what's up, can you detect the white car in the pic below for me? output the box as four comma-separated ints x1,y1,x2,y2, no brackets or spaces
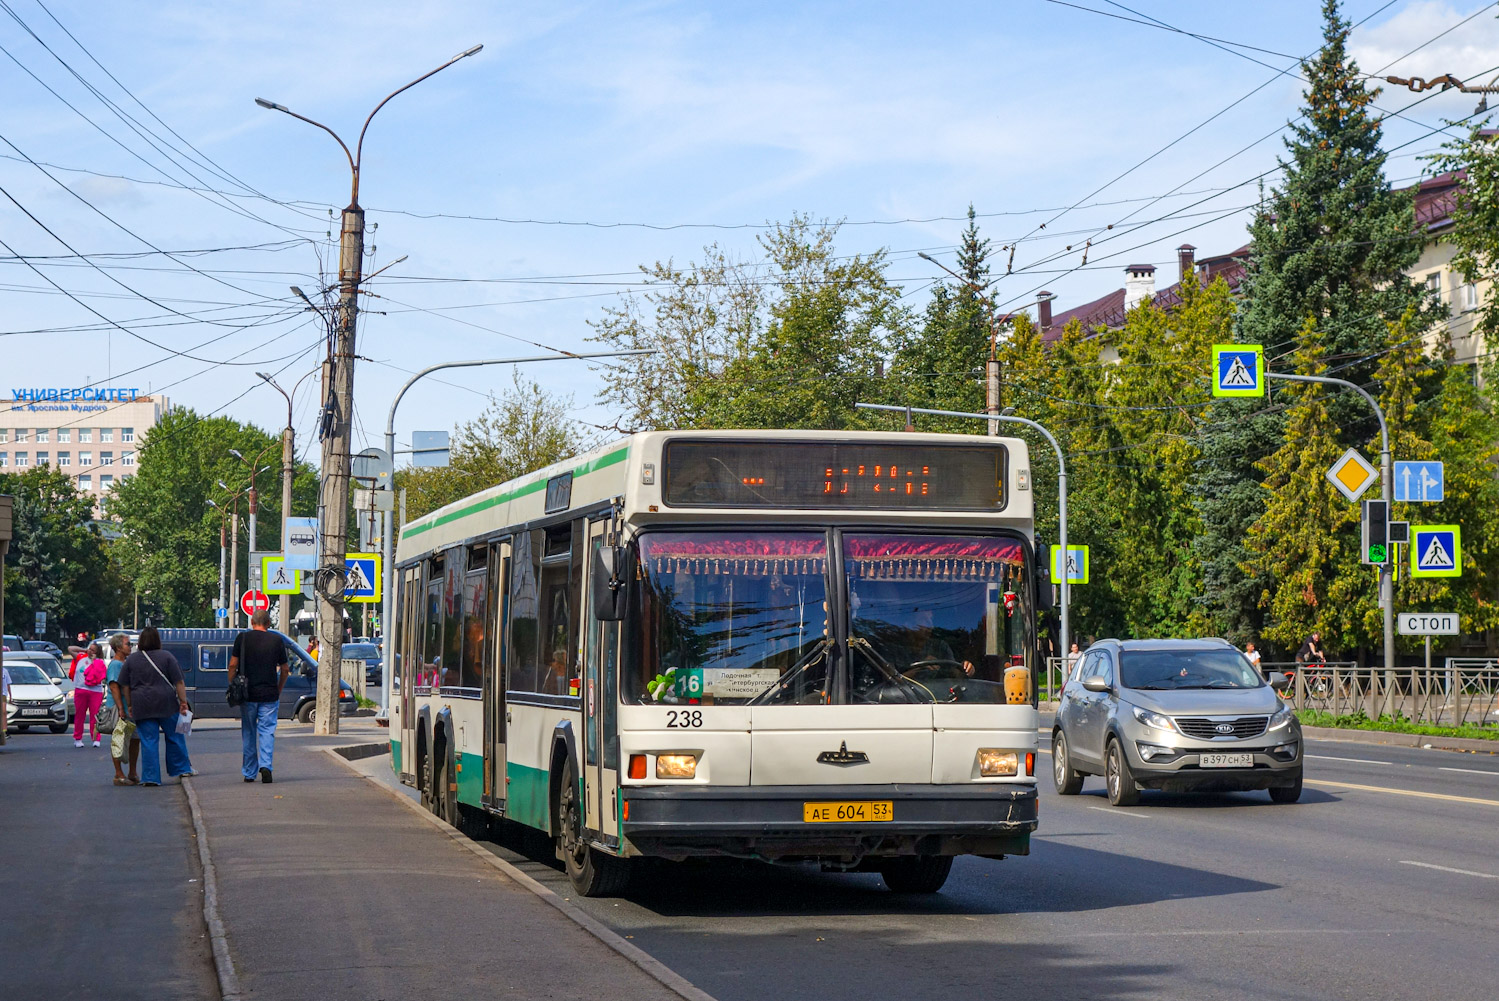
4,661,69,733
9,653,75,724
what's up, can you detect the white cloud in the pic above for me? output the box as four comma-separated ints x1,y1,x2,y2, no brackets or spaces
1353,1,1499,85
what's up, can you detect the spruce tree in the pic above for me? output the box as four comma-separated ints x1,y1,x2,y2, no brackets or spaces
1196,0,1434,647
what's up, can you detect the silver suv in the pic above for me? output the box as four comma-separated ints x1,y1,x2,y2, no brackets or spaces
1053,638,1302,806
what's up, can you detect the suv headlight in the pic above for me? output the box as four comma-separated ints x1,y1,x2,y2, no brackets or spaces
51,695,66,707
1269,704,1296,730
1131,705,1174,732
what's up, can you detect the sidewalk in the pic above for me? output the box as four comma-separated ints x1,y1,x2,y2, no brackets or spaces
0,730,218,1000
183,721,688,1000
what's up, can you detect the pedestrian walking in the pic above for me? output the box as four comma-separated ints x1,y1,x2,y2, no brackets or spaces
229,609,289,784
72,642,108,747
1065,641,1083,675
117,626,195,786
104,633,140,785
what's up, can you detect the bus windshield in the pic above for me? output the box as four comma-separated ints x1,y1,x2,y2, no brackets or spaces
627,531,830,705
846,533,1030,705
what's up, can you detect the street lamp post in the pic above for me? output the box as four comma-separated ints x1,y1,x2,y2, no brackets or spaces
856,401,1071,664
376,349,655,715
256,43,483,734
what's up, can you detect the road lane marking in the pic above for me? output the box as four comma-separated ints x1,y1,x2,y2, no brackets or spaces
1399,860,1497,879
1439,767,1499,777
1306,779,1499,808
1307,754,1390,765
1087,806,1148,819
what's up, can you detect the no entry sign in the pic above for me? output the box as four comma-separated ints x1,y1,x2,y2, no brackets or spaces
240,589,270,617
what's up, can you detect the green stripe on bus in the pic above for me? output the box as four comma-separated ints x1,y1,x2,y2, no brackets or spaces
401,445,629,541
390,737,402,775
506,761,551,832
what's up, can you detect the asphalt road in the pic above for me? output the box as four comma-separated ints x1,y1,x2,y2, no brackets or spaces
461,734,1499,1001
0,728,219,1000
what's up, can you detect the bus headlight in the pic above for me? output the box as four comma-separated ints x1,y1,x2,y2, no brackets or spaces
976,749,1019,777
655,753,698,779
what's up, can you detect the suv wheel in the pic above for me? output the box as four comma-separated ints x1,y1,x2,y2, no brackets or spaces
1105,739,1141,807
1269,767,1303,804
1052,729,1084,795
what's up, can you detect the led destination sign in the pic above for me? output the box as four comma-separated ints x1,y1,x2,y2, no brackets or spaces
663,440,1007,510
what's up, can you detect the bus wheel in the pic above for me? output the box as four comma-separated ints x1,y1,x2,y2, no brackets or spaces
557,758,631,897
434,756,455,825
879,855,953,894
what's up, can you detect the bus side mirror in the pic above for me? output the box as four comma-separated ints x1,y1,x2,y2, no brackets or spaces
1036,566,1055,611
591,545,628,622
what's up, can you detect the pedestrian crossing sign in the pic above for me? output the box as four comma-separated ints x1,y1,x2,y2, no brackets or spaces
1409,525,1461,578
1211,344,1264,397
1050,545,1090,584
345,552,381,603
261,555,299,595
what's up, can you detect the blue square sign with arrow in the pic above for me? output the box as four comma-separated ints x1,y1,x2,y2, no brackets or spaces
1393,460,1444,503
1410,525,1460,578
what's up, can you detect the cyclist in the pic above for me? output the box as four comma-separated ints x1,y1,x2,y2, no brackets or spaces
1293,631,1328,697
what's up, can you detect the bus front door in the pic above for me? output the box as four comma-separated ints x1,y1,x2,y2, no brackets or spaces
583,518,621,846
483,540,510,811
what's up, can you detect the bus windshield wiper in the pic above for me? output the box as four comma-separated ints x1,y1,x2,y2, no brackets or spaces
748,638,832,705
848,637,929,703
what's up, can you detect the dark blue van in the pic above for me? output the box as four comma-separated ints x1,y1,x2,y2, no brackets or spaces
156,629,357,723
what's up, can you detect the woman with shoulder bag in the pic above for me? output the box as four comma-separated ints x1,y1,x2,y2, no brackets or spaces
118,627,195,786
102,633,140,785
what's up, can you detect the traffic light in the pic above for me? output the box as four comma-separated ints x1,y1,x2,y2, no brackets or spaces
1361,499,1389,565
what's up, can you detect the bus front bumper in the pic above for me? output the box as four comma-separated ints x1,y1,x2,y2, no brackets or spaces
621,783,1037,861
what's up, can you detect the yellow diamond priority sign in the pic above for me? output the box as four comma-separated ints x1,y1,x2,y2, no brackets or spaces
1325,448,1378,503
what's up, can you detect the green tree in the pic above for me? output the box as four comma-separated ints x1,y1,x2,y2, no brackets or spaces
396,373,594,522
1200,0,1436,646
590,216,908,431
108,408,317,626
1,466,124,639
887,206,994,431
1246,320,1363,652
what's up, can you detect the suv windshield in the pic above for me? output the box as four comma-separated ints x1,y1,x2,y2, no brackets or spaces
845,533,1031,704
626,531,830,705
1120,648,1262,690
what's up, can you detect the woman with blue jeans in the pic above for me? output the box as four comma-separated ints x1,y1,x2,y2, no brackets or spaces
118,626,195,786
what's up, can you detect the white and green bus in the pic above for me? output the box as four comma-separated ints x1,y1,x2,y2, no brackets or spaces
391,429,1043,895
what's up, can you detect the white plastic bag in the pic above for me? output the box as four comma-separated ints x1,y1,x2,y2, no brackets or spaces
175,709,193,735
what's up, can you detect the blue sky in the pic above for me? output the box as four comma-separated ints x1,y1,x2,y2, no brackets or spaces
2,0,1495,460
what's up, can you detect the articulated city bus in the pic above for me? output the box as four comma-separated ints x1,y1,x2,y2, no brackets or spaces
390,429,1043,895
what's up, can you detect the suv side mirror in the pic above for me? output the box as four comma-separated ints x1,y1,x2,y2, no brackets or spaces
1081,675,1111,694
591,545,628,622
1268,673,1289,692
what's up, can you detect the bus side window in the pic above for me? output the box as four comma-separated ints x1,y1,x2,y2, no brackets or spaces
442,553,463,688
535,524,574,697
508,530,542,693
460,546,488,690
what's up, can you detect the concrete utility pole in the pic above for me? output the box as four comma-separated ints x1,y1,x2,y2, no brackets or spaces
256,43,483,734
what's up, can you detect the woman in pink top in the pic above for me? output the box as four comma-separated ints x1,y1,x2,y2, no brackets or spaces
73,642,108,747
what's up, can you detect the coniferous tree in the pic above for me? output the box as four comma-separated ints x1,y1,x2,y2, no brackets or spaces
1197,0,1435,646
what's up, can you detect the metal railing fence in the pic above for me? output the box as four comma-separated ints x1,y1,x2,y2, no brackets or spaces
1263,659,1499,728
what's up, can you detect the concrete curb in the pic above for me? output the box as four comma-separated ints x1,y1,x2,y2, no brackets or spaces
180,777,244,1001
1298,724,1499,754
322,745,719,1001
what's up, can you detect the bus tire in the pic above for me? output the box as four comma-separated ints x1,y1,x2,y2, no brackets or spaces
434,754,455,825
879,855,953,894
557,758,631,897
